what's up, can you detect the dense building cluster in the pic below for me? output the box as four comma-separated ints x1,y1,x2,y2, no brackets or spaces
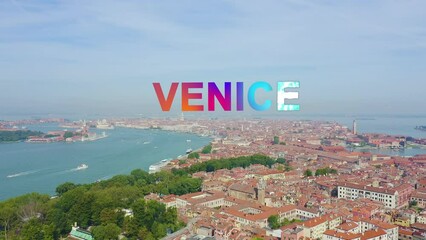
107,118,426,240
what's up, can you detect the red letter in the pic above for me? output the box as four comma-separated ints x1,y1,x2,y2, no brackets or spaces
182,82,204,111
153,82,179,111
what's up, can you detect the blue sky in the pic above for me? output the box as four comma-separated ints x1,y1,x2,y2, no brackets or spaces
0,0,425,118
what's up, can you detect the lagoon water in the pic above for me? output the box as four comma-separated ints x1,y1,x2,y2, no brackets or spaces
0,124,210,200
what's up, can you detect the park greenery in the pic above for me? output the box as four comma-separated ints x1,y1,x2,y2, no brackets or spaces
315,167,338,176
0,154,285,239
276,158,292,171
187,152,200,159
63,131,74,139
201,144,212,154
0,130,43,142
267,215,302,229
0,170,198,239
304,167,337,177
172,154,277,175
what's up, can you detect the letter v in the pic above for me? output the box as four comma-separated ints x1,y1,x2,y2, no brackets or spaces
152,82,179,111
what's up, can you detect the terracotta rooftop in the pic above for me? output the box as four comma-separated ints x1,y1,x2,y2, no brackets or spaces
323,229,361,240
336,222,359,231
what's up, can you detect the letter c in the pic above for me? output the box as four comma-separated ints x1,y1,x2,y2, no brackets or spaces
248,81,272,111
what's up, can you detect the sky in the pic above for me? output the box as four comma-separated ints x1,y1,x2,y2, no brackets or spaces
0,0,425,118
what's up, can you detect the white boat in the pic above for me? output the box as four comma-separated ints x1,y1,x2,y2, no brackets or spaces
186,148,193,154
149,159,170,173
149,165,158,172
148,163,164,173
76,164,88,170
186,139,191,142
7,173,21,178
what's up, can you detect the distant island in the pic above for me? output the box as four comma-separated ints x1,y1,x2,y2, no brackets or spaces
0,130,43,143
415,126,426,131
0,127,107,143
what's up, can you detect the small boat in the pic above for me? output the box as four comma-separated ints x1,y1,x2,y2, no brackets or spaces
186,148,193,154
186,139,191,142
7,173,20,178
76,164,88,170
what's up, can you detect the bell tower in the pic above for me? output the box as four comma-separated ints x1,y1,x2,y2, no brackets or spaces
256,178,266,205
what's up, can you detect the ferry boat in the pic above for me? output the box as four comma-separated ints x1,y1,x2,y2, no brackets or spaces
186,148,193,154
76,164,88,170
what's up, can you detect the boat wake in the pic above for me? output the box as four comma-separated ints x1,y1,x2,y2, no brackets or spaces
70,164,88,172
7,170,39,178
48,164,88,175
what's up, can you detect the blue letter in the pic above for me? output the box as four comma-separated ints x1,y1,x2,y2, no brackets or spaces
248,81,272,111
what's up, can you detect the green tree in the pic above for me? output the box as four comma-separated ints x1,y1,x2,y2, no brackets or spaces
100,208,120,226
273,136,279,144
151,222,167,239
267,215,280,229
276,158,286,164
63,131,74,139
0,202,16,240
21,219,44,240
138,227,155,240
56,182,78,196
92,223,121,240
46,207,69,235
188,152,200,159
315,167,338,176
68,193,95,228
42,223,56,240
304,169,313,177
201,144,212,154
123,217,139,237
409,200,418,207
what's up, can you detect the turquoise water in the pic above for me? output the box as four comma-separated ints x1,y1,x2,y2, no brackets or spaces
354,147,426,157
0,124,210,200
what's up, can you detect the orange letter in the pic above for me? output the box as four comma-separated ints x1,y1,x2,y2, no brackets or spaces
182,82,204,111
